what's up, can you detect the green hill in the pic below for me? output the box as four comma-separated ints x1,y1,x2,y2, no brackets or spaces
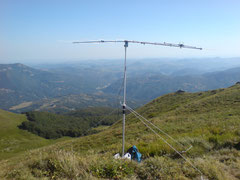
0,109,67,160
1,84,240,179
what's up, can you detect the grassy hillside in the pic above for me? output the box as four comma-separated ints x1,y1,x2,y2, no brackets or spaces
1,84,240,179
0,110,68,160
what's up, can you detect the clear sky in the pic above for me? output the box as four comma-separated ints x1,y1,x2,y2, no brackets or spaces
1,0,240,63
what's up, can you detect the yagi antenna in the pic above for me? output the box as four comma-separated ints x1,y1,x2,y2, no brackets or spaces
73,40,202,50
73,39,202,158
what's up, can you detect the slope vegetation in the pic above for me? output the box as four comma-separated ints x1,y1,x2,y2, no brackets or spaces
1,84,240,179
18,107,119,139
0,110,64,160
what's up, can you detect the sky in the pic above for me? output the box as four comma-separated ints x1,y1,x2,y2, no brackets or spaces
1,0,240,63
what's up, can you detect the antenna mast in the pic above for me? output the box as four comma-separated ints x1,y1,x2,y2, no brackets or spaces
73,39,202,157
122,41,128,156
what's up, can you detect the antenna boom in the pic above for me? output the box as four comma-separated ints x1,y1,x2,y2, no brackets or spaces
72,40,202,50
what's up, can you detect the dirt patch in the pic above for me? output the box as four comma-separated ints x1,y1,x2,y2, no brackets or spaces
9,102,32,110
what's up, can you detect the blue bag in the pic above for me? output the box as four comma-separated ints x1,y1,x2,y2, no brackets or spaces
127,145,142,162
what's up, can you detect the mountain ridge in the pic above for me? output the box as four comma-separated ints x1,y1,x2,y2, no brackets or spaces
104,66,240,101
1,61,240,113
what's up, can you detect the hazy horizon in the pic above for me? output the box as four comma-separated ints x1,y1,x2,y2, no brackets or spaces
1,56,240,65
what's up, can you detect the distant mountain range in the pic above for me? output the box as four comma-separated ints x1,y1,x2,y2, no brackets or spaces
0,63,121,110
0,63,83,109
1,58,240,112
9,92,141,114
104,67,240,101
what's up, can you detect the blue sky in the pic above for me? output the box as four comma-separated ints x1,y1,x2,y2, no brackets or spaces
1,0,240,63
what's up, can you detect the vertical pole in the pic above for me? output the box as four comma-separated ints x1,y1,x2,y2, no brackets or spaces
122,41,128,157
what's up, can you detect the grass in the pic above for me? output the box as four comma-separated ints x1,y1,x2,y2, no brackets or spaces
0,110,69,160
1,84,240,179
1,148,239,179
